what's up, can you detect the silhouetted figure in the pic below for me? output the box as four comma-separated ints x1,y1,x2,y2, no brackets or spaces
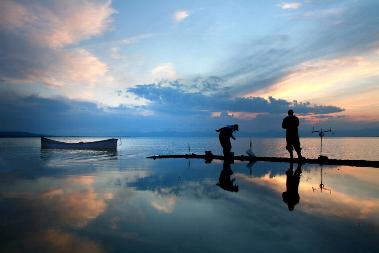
282,162,302,211
216,124,239,158
217,160,239,192
282,110,303,159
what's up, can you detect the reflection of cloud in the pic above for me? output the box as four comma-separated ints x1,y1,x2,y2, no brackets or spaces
70,175,95,186
236,172,379,222
44,176,112,226
26,229,105,253
332,166,379,186
150,189,177,214
3,175,113,228
42,188,64,199
0,170,158,252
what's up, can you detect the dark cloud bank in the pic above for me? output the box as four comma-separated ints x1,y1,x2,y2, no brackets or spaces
1,81,377,137
128,83,343,115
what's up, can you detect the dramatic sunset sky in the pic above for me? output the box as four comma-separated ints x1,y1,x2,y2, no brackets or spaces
0,0,378,136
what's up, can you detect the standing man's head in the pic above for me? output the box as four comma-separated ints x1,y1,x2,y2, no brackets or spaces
288,109,294,116
233,124,239,131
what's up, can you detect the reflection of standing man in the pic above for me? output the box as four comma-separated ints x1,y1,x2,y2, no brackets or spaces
216,124,239,158
217,160,239,192
282,110,303,160
282,162,302,211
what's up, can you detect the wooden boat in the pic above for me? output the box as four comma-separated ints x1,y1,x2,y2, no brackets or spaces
41,137,118,150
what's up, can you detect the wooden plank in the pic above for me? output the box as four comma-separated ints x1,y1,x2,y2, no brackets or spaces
146,153,379,168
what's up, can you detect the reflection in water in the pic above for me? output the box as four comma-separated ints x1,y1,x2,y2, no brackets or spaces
217,160,239,192
282,162,302,211
40,149,118,160
0,174,114,253
40,149,118,168
2,137,379,252
312,166,332,194
246,160,256,176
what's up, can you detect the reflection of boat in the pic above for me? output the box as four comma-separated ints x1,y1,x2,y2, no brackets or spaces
41,137,118,150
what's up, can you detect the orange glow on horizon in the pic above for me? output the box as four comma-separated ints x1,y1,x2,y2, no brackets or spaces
244,53,379,121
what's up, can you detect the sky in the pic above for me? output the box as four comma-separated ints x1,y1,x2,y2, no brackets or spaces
0,0,378,136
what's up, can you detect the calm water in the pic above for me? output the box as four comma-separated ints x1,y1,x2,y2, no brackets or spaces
0,137,378,253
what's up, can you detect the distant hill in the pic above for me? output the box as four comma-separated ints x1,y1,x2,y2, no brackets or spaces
0,132,41,137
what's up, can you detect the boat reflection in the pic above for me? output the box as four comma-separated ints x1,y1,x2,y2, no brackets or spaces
282,162,302,211
217,160,239,192
40,149,118,161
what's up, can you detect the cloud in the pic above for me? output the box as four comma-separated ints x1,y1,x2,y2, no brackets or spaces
2,83,378,136
110,47,121,59
8,0,114,48
248,54,379,104
278,2,302,10
128,81,344,116
121,33,155,45
0,0,114,87
219,1,379,102
0,0,31,30
174,10,190,22
151,63,177,81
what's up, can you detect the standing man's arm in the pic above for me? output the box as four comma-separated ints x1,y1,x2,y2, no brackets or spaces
282,118,287,129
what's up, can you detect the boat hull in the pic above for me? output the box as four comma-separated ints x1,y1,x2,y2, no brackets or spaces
41,137,118,150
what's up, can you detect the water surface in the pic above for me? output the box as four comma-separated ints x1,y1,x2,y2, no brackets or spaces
0,137,378,253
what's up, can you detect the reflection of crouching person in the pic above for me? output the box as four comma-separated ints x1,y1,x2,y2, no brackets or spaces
216,124,239,158
217,161,239,192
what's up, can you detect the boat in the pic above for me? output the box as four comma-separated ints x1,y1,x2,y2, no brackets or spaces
41,137,118,150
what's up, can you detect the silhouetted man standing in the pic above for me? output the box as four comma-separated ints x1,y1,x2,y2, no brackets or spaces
282,110,303,159
216,124,239,157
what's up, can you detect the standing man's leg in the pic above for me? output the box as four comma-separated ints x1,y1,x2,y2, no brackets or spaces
220,137,231,157
294,137,302,159
286,136,294,159
224,142,231,158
